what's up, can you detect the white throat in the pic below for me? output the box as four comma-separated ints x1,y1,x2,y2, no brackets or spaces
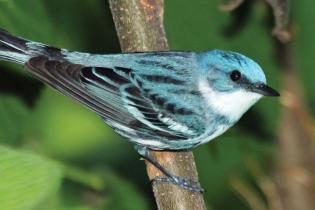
199,79,262,121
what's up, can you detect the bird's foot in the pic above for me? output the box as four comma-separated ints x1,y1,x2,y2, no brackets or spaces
151,176,204,192
135,145,204,193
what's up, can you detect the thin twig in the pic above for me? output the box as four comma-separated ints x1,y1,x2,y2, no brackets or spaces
265,0,291,43
268,1,315,209
230,177,268,210
108,1,206,209
221,0,315,209
275,40,315,210
219,0,291,42
245,158,284,210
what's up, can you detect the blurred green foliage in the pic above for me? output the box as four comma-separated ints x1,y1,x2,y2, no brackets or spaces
0,0,313,210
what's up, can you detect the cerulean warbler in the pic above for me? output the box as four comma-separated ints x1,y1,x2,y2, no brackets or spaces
0,29,279,192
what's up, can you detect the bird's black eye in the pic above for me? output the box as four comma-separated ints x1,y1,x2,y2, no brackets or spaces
230,70,241,81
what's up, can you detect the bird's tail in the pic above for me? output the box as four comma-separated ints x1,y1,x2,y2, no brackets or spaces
0,28,50,64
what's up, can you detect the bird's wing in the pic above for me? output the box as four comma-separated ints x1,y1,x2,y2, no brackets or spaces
25,55,205,144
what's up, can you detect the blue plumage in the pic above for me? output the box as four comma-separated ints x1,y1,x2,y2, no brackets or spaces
0,28,279,191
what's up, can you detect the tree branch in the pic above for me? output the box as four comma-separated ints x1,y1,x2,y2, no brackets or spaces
265,0,291,43
275,39,315,210
269,2,315,210
108,1,206,209
220,0,315,209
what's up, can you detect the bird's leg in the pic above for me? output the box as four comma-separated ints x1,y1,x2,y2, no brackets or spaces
135,145,204,192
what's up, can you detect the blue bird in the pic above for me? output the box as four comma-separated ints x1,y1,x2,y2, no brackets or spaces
0,29,279,192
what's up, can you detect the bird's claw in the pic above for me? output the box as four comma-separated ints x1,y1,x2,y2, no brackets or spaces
151,176,204,193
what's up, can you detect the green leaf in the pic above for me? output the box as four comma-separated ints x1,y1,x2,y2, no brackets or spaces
0,146,63,210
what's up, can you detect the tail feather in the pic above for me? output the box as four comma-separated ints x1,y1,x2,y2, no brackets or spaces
0,28,61,64
0,29,29,52
0,29,32,63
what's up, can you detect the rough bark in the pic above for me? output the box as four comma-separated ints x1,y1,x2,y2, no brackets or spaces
108,1,206,209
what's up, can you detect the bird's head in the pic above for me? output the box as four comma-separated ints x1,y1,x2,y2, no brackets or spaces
198,50,279,121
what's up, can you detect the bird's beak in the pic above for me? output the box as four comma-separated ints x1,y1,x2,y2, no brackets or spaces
251,83,280,97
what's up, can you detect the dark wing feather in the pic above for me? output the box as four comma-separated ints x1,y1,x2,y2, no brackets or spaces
25,56,194,142
80,66,192,140
25,56,132,125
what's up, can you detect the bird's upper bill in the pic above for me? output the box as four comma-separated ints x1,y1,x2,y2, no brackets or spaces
250,83,280,97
